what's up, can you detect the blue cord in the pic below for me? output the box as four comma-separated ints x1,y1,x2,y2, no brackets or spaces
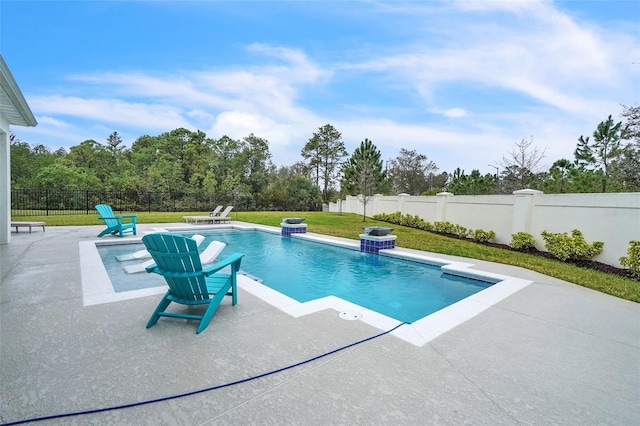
1,322,409,425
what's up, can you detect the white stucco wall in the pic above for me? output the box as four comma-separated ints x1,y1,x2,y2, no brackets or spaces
445,195,514,243
330,191,640,267
0,114,9,244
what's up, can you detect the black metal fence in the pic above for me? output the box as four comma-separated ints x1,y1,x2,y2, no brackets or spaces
11,189,321,216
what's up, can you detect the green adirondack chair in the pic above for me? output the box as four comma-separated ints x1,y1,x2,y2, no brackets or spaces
142,233,244,334
95,204,137,237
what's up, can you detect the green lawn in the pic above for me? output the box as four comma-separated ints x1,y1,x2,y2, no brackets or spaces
14,210,639,303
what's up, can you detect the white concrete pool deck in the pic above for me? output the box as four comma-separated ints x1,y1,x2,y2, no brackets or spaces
81,223,533,347
1,222,639,425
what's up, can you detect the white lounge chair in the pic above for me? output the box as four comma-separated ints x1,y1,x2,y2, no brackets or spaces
124,239,226,274
182,206,224,223
117,235,205,261
212,206,234,223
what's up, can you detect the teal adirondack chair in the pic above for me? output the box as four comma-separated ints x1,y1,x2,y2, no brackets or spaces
142,233,244,334
95,204,137,237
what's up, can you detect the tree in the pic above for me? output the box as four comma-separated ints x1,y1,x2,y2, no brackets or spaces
446,168,496,195
32,163,101,190
210,135,245,195
106,131,124,155
429,172,449,194
129,129,215,192
262,165,322,210
387,148,438,195
621,104,640,145
540,159,576,193
342,138,386,221
615,105,640,191
301,124,347,203
166,128,212,191
64,139,111,183
496,137,546,192
10,135,64,187
238,133,273,196
576,115,625,192
9,135,33,186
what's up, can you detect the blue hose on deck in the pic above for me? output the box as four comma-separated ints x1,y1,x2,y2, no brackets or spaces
1,322,409,425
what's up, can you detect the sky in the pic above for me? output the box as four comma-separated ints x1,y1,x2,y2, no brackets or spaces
1,0,639,176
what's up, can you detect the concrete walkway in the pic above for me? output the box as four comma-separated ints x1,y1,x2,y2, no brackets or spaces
1,224,638,425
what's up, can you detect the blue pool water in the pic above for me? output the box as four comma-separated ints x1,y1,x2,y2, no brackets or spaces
98,229,494,323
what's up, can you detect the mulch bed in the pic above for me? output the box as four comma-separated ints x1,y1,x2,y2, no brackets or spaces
477,240,639,282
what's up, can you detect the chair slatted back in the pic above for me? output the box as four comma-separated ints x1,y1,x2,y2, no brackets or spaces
210,205,223,216
95,204,118,228
217,206,233,218
143,233,209,301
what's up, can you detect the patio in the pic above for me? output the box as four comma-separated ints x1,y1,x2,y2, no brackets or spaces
1,223,638,425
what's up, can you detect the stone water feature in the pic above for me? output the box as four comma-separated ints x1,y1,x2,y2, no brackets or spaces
281,218,307,236
360,227,396,254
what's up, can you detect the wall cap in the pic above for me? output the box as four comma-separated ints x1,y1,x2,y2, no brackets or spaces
513,189,543,196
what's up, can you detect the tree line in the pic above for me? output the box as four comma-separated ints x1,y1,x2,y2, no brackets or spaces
10,104,639,210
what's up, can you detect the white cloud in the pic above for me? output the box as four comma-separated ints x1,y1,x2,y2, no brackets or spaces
36,116,71,127
451,0,551,14
344,0,632,120
66,44,325,126
13,2,636,175
431,108,468,118
210,111,296,148
29,95,191,130
246,43,329,84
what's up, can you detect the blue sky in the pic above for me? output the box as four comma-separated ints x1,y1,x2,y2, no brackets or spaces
1,0,639,175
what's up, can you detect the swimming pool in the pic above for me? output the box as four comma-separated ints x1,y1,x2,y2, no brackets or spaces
97,228,494,323
82,223,533,346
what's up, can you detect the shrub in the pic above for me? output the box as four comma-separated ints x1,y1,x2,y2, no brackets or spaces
451,224,470,238
433,221,455,234
473,229,496,243
418,221,433,232
373,211,403,225
541,229,604,262
620,241,640,278
510,232,537,251
401,214,425,228
372,213,482,241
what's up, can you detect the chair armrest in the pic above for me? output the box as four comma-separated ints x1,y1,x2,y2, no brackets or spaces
202,253,244,275
146,266,204,279
99,215,123,224
121,215,137,223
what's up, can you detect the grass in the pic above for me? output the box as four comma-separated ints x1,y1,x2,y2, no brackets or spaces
14,210,639,303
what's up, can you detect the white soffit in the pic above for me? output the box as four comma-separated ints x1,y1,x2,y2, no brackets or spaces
0,54,37,127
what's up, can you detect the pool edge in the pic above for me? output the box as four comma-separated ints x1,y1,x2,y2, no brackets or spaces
81,223,534,346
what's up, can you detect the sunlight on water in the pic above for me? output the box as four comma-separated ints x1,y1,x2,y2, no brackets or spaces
98,229,492,323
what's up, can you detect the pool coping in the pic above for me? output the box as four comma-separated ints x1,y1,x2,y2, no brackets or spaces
80,223,533,346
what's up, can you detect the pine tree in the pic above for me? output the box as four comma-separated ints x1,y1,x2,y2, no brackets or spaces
301,124,347,203
342,139,386,220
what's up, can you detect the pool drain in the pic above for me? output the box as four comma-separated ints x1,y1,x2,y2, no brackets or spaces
339,311,362,320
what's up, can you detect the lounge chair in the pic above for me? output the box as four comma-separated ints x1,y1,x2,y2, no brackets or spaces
211,205,233,223
124,237,225,274
117,234,205,262
209,205,223,216
182,205,224,223
95,204,137,237
142,233,244,334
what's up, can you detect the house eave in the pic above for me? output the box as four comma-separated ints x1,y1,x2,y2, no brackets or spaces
0,55,37,128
